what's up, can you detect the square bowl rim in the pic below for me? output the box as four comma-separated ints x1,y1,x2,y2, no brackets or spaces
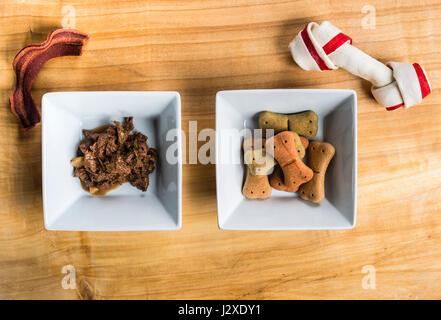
215,88,357,230
42,90,182,231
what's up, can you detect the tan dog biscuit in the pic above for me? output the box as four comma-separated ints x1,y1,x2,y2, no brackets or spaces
268,131,313,192
270,135,309,190
258,110,318,138
306,141,335,172
243,137,266,151
242,167,272,199
258,111,288,134
269,165,288,191
242,138,273,199
287,110,318,138
267,131,296,166
298,141,335,203
243,138,275,176
244,148,275,176
250,132,304,158
292,132,305,159
299,136,309,150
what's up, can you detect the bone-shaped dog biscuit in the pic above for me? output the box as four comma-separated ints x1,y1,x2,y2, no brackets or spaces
267,131,313,192
244,148,275,176
273,131,306,159
288,111,318,139
259,111,318,138
270,135,309,191
269,165,289,192
243,138,275,175
243,137,266,151
264,132,307,159
242,138,273,199
258,111,288,135
242,169,272,199
299,136,309,150
293,133,306,159
298,140,335,203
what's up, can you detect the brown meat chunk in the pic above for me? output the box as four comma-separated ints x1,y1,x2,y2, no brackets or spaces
71,117,157,194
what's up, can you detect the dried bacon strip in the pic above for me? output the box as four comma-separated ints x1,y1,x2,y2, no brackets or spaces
9,29,89,131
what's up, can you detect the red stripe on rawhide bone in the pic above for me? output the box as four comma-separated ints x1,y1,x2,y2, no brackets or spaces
322,33,352,55
413,63,431,99
300,25,331,71
386,103,404,111
9,29,89,131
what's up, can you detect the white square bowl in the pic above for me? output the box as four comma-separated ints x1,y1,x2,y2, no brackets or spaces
42,91,182,231
216,89,357,230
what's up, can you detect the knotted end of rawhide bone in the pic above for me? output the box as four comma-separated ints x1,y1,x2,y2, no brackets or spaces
289,21,431,111
9,29,89,131
371,62,431,111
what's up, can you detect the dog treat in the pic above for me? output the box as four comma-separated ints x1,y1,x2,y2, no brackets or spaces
300,136,309,150
298,140,335,203
290,21,431,111
243,137,266,152
287,111,318,138
244,148,275,176
242,138,273,199
258,111,289,134
72,117,158,195
269,165,288,192
267,131,313,192
242,169,272,199
270,135,309,190
292,132,306,158
243,137,276,176
10,29,89,130
258,110,318,138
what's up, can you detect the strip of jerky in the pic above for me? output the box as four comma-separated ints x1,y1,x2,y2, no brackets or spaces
9,29,89,131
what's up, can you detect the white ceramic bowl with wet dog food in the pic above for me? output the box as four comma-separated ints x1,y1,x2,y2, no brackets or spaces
42,91,182,231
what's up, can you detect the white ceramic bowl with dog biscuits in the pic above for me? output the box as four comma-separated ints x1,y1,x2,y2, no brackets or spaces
215,89,357,230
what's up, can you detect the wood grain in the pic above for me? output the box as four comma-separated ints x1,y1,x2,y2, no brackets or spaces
1,0,441,299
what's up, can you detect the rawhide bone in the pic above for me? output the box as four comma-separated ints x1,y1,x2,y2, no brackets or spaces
259,110,318,138
267,131,313,193
10,29,89,130
298,141,335,203
289,21,431,111
242,138,273,199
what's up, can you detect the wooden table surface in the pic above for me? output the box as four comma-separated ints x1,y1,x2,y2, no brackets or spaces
1,0,441,300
